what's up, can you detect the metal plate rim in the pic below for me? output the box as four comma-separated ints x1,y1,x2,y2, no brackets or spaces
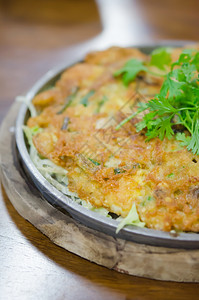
15,40,199,249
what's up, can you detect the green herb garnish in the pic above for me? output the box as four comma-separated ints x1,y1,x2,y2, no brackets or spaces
80,90,95,107
141,196,154,207
114,59,148,86
132,163,141,169
116,49,199,155
149,47,172,70
114,168,125,174
114,47,172,86
88,158,100,166
167,173,175,178
57,87,78,114
96,95,108,113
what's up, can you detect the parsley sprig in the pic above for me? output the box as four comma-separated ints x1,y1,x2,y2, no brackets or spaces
114,47,171,85
115,48,199,155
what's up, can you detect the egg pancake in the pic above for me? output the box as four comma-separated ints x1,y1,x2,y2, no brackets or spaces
26,46,199,232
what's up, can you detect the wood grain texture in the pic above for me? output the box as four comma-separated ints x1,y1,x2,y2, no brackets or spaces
0,0,199,299
1,103,199,283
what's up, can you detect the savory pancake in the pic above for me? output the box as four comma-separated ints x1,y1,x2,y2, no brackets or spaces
26,46,199,232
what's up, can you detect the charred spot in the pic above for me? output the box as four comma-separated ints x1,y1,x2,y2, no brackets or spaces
137,75,144,80
114,168,125,175
108,212,119,219
139,132,145,137
172,124,185,134
174,189,182,196
154,188,166,199
191,187,199,199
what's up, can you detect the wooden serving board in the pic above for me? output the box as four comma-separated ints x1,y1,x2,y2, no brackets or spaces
1,102,199,282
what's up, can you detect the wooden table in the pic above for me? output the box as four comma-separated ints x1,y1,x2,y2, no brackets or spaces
0,0,199,299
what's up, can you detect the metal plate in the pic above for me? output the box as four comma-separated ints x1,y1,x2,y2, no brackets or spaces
15,42,199,249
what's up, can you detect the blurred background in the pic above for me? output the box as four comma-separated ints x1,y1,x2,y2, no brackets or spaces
0,0,199,121
0,2,199,299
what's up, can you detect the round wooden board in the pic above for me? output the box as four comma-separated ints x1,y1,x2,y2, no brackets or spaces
1,102,199,282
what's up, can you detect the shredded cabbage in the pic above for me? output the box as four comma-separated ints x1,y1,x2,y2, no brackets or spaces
23,125,110,216
16,96,37,117
116,203,145,233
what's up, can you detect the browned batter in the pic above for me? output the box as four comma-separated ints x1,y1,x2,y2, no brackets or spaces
27,47,199,232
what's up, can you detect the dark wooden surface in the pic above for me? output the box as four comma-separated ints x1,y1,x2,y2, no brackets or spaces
0,0,199,299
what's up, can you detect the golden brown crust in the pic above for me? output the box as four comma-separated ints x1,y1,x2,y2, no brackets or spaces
85,46,148,66
28,46,199,232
